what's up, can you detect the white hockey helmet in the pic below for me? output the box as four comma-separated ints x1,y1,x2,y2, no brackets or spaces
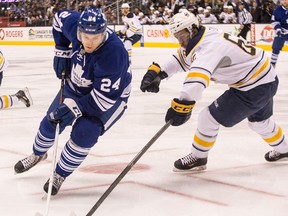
121,3,130,9
169,9,199,34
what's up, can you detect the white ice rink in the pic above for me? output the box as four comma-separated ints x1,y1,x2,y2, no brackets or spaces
0,46,288,216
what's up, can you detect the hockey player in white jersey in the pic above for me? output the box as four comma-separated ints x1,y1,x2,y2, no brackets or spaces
0,49,32,109
140,9,288,171
116,3,143,64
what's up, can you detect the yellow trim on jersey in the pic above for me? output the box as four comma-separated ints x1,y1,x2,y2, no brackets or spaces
3,96,9,108
0,53,4,68
186,72,210,86
129,26,143,33
231,57,269,87
263,127,283,143
194,135,215,147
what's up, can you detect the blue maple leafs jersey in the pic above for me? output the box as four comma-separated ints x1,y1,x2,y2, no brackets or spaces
53,10,131,117
271,5,288,32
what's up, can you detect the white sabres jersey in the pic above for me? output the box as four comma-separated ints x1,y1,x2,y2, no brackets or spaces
121,12,143,37
0,49,8,72
162,26,275,102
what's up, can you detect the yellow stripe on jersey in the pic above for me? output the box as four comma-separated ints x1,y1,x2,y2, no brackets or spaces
231,57,269,87
3,96,9,108
0,52,4,69
186,72,210,87
263,127,283,143
129,27,142,34
194,134,215,147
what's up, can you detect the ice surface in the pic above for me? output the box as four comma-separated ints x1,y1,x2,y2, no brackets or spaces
0,46,288,216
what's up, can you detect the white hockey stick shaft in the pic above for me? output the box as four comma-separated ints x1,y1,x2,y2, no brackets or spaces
44,122,60,216
35,72,65,216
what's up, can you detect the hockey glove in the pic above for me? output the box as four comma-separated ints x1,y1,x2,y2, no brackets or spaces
48,98,82,128
276,29,283,38
165,98,195,126
140,62,168,93
53,46,72,79
116,30,125,39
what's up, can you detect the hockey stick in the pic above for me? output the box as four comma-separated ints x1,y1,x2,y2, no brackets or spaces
44,71,66,216
35,72,66,216
85,120,172,216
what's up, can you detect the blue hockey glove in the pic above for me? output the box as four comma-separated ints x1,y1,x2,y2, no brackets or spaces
165,98,195,126
140,62,168,93
53,46,72,79
48,98,82,128
116,30,125,39
276,29,283,37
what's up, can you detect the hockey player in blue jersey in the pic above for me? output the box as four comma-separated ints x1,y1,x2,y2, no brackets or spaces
270,0,288,67
14,7,131,195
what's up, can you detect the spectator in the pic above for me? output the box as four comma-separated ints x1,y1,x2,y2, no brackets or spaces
250,0,262,23
197,7,205,23
219,5,229,23
261,0,275,23
227,5,237,23
139,12,152,24
201,9,219,23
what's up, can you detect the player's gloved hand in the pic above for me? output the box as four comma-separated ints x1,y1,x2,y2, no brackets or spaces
116,30,125,39
140,62,168,93
48,98,82,128
165,98,195,126
53,46,72,79
276,29,283,37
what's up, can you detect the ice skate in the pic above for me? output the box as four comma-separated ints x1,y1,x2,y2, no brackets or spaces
173,152,207,172
265,150,288,162
43,172,65,196
15,87,33,107
14,153,47,174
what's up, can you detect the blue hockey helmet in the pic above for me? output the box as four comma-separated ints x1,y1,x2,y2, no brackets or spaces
78,8,107,35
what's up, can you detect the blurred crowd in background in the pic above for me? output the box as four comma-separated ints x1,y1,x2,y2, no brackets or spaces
0,0,281,26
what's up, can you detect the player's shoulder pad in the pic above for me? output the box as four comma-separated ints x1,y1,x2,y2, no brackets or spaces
127,12,134,18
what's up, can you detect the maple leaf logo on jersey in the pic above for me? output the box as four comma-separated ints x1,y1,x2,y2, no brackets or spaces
71,63,92,87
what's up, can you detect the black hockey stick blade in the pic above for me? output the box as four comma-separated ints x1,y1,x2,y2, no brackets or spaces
86,120,172,216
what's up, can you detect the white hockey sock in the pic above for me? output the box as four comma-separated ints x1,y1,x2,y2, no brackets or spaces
0,94,18,109
271,53,278,65
249,119,288,153
191,108,219,158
